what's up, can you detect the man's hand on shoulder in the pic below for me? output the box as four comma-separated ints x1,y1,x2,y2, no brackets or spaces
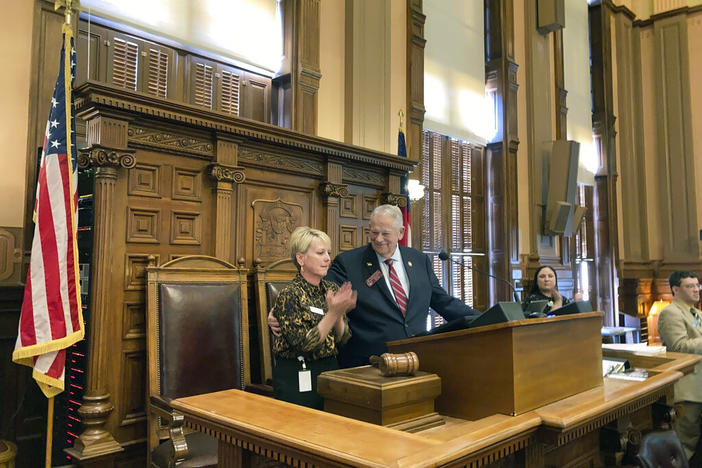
267,307,282,337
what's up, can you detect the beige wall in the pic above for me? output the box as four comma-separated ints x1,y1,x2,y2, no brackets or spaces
1,2,33,227
317,0,405,154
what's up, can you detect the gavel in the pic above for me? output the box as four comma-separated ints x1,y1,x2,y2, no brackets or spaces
369,352,419,377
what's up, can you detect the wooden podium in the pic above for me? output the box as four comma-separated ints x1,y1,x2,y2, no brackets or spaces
387,312,603,420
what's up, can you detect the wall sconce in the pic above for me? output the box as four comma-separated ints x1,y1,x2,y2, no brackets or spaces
407,179,425,201
646,299,670,346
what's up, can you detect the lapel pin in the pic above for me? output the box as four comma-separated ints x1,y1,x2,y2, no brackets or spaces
366,262,373,267
408,261,413,267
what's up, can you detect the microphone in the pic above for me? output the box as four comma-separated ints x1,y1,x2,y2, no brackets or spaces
438,251,520,303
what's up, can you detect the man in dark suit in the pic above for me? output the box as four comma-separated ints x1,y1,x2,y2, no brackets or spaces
269,204,479,367
328,204,479,367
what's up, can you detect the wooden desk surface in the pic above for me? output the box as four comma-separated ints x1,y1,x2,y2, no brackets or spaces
171,350,701,467
172,389,442,468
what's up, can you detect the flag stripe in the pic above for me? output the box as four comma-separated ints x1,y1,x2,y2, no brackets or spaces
37,157,65,342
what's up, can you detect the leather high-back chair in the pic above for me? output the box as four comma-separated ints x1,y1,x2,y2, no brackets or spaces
635,430,688,468
253,258,297,387
146,255,249,467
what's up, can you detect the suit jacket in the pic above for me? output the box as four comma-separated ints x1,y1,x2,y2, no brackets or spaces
326,244,479,368
657,299,702,402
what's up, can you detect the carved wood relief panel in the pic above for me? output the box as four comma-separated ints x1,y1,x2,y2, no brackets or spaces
252,199,305,262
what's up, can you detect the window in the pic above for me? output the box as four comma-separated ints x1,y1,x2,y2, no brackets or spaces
420,130,486,328
575,184,595,301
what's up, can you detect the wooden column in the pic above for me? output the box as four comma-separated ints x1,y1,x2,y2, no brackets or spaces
320,161,347,256
589,3,618,325
66,146,135,463
291,0,321,134
485,0,519,303
210,136,245,264
405,0,425,162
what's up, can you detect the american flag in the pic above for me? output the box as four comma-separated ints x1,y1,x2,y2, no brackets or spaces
13,26,84,398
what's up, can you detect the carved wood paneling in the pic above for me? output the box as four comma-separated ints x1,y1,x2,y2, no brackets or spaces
343,167,385,187
0,227,22,284
338,225,359,252
119,350,147,427
340,195,358,218
172,167,202,202
170,211,202,245
127,208,161,244
128,163,161,198
240,148,323,176
124,254,158,291
122,301,146,340
127,125,214,157
363,196,377,220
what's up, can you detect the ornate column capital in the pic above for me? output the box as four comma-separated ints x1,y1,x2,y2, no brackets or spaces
319,182,349,199
77,145,136,169
380,192,407,208
208,164,246,184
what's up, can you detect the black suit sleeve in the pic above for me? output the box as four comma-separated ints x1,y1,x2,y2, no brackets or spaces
425,253,480,320
326,255,348,286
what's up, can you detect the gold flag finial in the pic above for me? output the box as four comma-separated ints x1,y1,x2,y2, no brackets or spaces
55,0,81,24
398,109,405,132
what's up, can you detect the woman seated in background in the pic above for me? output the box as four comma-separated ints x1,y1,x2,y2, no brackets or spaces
272,226,357,410
522,265,582,315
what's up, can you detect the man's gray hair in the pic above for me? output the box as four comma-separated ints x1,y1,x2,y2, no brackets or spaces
370,204,403,229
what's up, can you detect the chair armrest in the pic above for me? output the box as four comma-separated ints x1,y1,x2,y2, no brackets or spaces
150,395,174,419
149,395,190,465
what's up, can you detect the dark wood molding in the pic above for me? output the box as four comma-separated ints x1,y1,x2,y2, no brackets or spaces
634,4,702,27
553,29,567,141
290,0,321,134
75,82,415,174
485,0,520,304
405,0,426,161
589,3,619,324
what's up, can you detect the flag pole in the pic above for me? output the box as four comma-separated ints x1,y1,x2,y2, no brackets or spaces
45,397,54,468
43,3,79,467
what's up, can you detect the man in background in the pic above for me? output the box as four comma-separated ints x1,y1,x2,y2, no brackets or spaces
658,270,702,464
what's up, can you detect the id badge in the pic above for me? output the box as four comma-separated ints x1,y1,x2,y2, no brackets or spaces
298,369,312,392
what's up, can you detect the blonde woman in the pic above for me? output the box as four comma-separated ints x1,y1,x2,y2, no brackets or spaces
272,226,356,409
